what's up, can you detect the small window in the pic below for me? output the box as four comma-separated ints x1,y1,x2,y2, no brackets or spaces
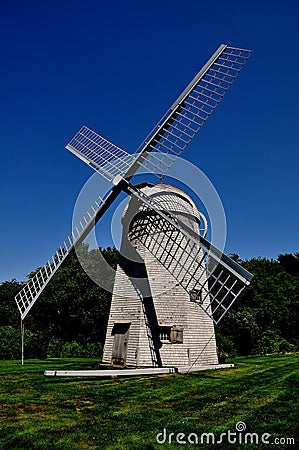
158,326,171,342
158,325,183,344
190,289,203,304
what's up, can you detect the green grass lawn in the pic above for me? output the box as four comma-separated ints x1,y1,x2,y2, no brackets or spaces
0,354,298,449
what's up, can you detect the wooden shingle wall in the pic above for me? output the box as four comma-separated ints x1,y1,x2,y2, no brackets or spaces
102,184,218,368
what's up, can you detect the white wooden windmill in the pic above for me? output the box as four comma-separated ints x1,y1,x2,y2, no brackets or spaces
15,44,253,369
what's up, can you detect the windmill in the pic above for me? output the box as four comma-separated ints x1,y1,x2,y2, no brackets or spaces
15,44,253,369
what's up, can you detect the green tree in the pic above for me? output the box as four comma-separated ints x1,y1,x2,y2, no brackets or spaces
0,279,24,327
217,255,299,356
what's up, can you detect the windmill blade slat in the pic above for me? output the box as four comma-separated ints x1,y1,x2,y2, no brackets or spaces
66,126,134,183
127,184,252,324
15,185,123,320
127,45,251,178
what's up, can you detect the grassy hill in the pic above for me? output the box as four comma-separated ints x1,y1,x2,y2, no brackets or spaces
0,354,298,449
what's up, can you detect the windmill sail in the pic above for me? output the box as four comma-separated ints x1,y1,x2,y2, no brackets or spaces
129,45,252,178
15,186,123,320
66,126,134,183
67,45,251,183
126,184,252,324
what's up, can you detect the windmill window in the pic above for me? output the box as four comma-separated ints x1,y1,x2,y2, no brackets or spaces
190,289,203,304
158,326,183,344
159,326,171,342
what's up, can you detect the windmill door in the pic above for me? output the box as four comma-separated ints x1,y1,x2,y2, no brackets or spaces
111,322,130,366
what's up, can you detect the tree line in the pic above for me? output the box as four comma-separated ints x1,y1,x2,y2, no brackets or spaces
0,245,298,360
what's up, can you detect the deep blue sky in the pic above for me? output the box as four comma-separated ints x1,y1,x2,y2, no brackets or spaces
1,0,298,282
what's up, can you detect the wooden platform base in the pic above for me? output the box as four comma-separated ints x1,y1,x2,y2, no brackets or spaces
44,363,234,378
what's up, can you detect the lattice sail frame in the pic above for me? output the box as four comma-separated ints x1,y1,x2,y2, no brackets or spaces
66,127,134,182
131,45,252,178
126,184,252,324
15,195,106,319
15,182,126,320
